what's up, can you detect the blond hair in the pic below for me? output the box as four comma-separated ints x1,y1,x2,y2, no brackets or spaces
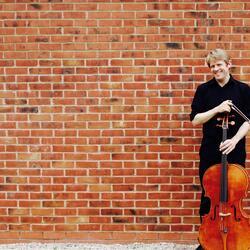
206,49,230,67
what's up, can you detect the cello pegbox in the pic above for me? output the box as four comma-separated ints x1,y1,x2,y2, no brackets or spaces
216,114,235,127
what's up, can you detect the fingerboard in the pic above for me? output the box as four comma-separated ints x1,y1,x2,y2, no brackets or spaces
220,116,228,203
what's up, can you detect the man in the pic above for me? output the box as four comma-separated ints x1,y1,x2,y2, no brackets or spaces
190,49,250,250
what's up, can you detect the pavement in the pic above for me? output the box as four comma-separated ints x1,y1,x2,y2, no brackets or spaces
0,243,198,250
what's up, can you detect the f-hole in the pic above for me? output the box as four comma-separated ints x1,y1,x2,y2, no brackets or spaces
231,205,241,222
210,205,219,221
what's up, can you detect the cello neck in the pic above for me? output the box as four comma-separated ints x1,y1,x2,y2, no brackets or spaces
220,114,228,203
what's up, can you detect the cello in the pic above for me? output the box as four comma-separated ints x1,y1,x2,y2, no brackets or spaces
198,104,250,250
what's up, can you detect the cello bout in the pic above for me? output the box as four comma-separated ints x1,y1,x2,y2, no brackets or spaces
198,163,250,250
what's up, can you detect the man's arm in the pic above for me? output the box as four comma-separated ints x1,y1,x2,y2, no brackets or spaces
192,100,233,126
220,121,250,155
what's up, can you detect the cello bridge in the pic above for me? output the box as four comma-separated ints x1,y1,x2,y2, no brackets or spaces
219,212,231,217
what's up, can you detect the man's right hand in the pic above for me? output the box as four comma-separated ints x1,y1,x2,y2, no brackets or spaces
216,100,233,113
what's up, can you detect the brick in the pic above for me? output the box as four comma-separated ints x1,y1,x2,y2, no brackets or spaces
54,225,77,231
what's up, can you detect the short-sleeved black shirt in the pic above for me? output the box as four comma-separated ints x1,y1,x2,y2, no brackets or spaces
190,75,250,169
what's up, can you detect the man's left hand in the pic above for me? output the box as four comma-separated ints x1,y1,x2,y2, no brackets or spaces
219,139,237,155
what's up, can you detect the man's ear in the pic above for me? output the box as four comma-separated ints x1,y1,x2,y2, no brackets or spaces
227,60,232,69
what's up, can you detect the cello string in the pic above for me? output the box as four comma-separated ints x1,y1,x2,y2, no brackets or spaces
231,104,250,123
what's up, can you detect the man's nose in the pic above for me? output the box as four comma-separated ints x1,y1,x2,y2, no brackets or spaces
213,65,219,71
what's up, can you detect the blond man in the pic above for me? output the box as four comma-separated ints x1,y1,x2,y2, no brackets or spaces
190,49,250,250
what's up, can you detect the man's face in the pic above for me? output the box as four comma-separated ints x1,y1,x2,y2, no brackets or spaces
209,59,231,83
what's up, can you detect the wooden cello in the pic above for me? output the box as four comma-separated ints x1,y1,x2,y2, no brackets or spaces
198,105,250,250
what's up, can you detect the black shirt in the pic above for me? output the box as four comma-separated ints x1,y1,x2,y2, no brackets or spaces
190,75,250,166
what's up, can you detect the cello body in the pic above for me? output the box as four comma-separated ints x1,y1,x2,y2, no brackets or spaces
199,111,250,250
199,163,250,250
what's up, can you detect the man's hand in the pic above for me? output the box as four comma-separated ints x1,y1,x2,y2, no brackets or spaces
219,121,250,155
216,100,233,113
219,138,237,155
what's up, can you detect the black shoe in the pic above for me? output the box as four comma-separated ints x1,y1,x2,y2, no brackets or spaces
195,245,203,250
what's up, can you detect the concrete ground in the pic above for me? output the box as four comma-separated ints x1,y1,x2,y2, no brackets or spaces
0,242,198,250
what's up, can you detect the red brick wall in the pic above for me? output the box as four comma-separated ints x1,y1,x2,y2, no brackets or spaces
0,0,250,244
